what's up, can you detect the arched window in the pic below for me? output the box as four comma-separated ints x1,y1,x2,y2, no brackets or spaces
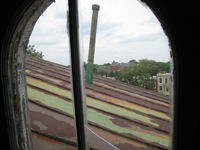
1,0,178,149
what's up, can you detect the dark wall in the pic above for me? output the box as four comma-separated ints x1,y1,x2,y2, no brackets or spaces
0,0,199,149
0,1,27,148
142,0,200,149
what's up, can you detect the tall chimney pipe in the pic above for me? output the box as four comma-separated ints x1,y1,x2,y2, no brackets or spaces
85,4,100,85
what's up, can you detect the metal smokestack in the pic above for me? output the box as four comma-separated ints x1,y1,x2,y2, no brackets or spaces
85,4,100,85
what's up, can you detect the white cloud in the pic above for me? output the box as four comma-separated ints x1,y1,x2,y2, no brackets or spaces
29,0,69,65
29,0,170,66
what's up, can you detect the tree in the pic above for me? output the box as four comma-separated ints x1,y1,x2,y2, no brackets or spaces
93,64,98,74
98,70,108,76
158,71,167,74
129,59,138,64
122,62,156,90
26,45,44,59
156,61,170,74
115,72,123,82
138,59,158,76
109,70,114,77
103,63,111,66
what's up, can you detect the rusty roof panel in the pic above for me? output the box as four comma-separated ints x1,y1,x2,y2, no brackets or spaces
27,59,169,107
26,75,169,132
27,55,168,101
93,76,169,102
26,68,169,114
25,58,169,106
25,56,170,149
94,75,169,100
27,85,169,148
29,101,77,143
29,101,163,150
26,72,169,121
86,84,169,113
31,132,77,150
93,81,169,107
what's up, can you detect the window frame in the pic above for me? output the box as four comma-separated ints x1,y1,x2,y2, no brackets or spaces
2,0,190,149
166,86,169,92
68,0,88,149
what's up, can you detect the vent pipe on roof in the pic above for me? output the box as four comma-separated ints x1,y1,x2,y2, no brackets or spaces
85,4,100,85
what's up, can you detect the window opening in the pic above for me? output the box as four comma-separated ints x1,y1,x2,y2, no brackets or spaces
81,0,172,150
18,0,174,149
26,0,79,149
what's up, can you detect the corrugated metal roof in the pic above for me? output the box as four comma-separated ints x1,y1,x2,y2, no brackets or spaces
25,55,170,150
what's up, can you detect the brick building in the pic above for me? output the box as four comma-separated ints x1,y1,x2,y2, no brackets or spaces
97,60,135,73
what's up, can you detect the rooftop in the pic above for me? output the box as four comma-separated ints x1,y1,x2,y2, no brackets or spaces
26,55,170,150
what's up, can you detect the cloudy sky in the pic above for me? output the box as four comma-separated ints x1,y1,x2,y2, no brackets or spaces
29,0,170,66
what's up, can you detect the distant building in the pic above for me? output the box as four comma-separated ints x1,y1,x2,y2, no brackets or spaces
157,73,171,96
97,66,110,73
97,60,135,73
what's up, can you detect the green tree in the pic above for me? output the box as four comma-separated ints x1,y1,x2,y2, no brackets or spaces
156,61,170,73
98,70,108,76
114,71,123,81
109,70,114,77
103,63,111,66
138,59,158,76
93,64,98,74
129,59,138,64
117,72,123,82
26,45,44,59
114,71,119,78
158,70,167,74
122,62,156,90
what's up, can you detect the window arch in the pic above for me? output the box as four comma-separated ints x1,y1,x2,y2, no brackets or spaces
1,0,186,149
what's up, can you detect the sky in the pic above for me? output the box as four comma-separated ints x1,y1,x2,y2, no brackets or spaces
29,0,170,66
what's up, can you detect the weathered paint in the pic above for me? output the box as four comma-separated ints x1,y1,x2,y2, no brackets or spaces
26,70,64,84
86,84,169,113
25,60,169,103
93,75,169,101
87,108,169,148
31,132,77,150
89,125,162,150
25,56,170,149
26,68,169,113
26,72,169,121
29,101,161,150
27,86,169,148
94,81,169,107
86,90,169,121
29,101,77,143
26,76,169,131
26,76,72,99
